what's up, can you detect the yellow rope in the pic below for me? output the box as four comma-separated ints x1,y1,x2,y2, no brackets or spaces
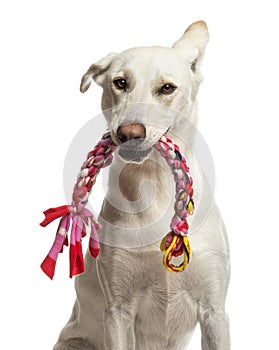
161,235,192,272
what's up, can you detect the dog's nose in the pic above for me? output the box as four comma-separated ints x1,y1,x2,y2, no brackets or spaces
117,123,146,143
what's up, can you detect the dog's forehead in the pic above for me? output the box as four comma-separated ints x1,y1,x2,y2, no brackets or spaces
111,46,188,77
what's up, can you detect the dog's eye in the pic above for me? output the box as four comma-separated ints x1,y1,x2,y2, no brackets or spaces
113,78,127,91
160,83,177,95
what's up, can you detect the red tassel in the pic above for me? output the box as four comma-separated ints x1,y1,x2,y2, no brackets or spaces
40,255,56,280
40,205,70,227
75,241,85,275
89,224,100,258
69,244,77,278
89,245,100,258
69,243,85,278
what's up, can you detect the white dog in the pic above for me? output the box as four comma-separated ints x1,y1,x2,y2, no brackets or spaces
54,21,230,350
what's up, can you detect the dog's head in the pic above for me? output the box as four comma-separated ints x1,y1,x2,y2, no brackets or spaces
80,21,208,162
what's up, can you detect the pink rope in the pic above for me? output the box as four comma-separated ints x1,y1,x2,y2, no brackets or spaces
154,135,194,272
40,133,116,279
40,133,194,279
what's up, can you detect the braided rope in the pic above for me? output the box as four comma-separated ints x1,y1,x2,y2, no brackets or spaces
40,133,116,279
40,133,194,279
154,135,194,272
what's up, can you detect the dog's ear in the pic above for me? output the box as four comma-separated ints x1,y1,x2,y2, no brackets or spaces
80,52,117,93
172,21,209,72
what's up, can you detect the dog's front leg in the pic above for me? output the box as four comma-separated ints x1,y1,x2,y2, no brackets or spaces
104,305,136,350
97,259,136,350
199,306,230,350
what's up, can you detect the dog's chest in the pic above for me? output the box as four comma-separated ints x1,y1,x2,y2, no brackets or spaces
134,267,197,348
100,248,197,348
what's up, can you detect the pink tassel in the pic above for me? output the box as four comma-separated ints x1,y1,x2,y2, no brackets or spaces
89,222,101,258
40,219,68,279
70,216,85,278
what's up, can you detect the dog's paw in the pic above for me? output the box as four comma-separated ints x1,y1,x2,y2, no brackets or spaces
53,338,94,350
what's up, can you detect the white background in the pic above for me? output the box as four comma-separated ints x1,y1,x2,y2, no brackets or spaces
1,0,279,349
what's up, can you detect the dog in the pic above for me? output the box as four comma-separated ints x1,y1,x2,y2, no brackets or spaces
53,21,230,350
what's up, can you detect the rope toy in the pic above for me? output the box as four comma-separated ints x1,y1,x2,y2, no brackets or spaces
40,133,194,279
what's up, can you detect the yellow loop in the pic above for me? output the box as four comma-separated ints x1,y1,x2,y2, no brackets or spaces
183,235,192,262
163,235,179,272
162,235,192,273
160,235,167,251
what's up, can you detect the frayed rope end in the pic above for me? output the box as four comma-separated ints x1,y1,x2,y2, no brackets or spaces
40,255,56,280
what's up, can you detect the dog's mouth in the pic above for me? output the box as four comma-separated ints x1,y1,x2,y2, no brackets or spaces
112,125,171,163
118,140,153,163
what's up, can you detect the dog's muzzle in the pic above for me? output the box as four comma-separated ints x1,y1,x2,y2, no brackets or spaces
117,123,152,162
119,141,152,162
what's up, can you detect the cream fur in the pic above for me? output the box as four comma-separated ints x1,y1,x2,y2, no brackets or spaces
54,21,230,350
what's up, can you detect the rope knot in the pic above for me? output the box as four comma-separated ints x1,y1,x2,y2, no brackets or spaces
171,216,189,235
